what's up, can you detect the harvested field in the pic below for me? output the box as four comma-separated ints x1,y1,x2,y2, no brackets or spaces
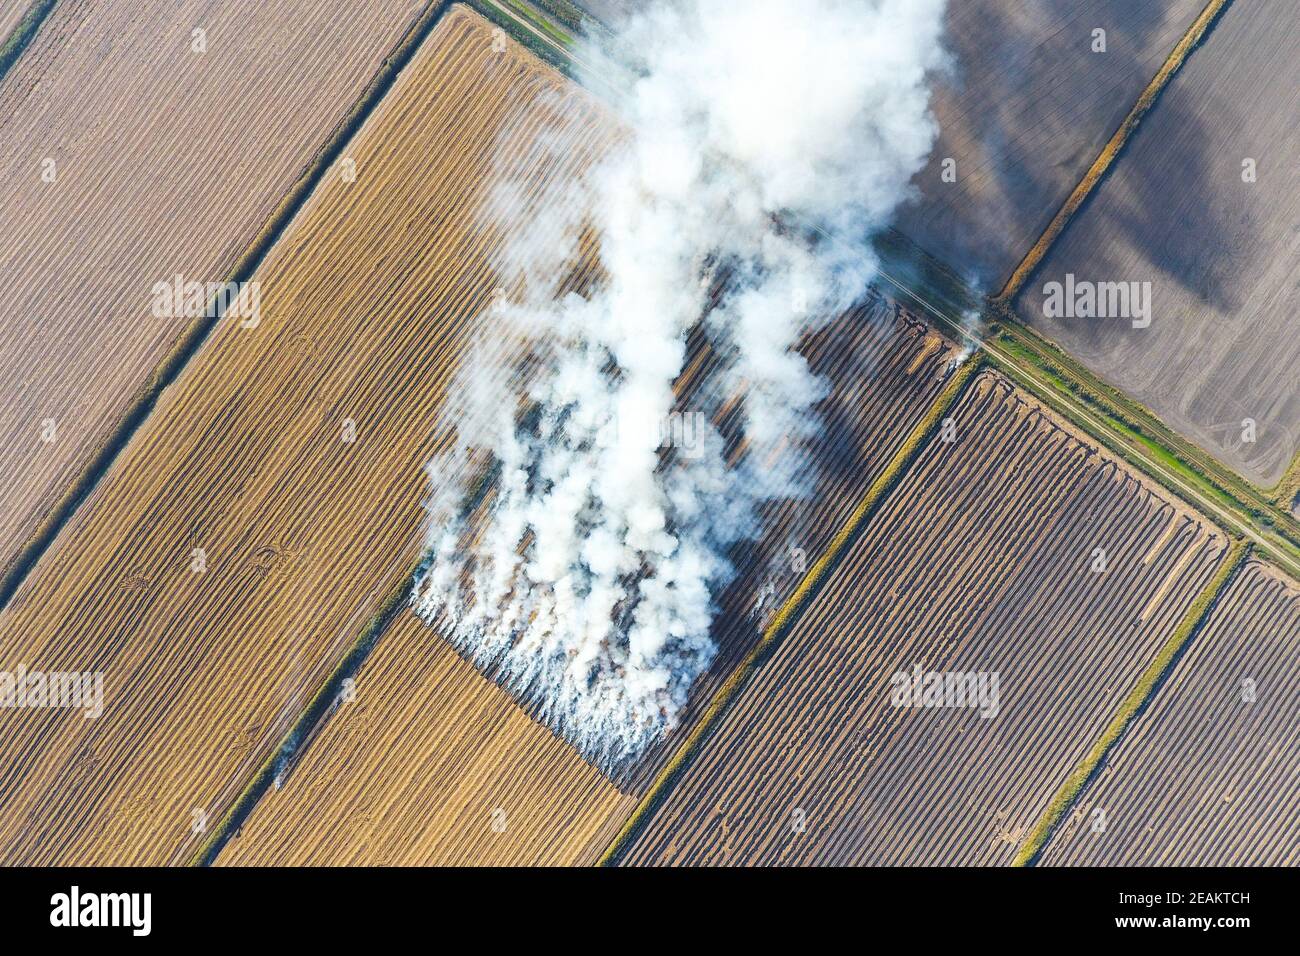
0,5,612,865
617,370,1229,866
211,304,962,864
622,302,962,790
217,612,636,866
892,0,1205,288
1040,559,1300,865
0,0,433,593
1018,0,1300,486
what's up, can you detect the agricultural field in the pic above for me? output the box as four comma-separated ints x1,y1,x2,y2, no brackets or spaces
217,612,636,866
0,5,611,865
1039,560,1300,865
0,0,433,592
891,0,1205,289
208,301,962,864
616,371,1229,866
1018,0,1300,488
2,0,1291,886
623,301,961,789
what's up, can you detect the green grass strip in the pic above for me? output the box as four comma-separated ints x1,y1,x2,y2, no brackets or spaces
0,0,57,87
500,0,573,46
598,354,985,866
991,304,1300,530
468,0,576,77
1013,537,1250,866
982,344,1300,581
1272,453,1300,513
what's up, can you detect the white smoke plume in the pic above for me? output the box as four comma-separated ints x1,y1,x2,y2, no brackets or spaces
413,0,948,769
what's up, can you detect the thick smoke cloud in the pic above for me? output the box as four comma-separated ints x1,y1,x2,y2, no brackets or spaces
413,0,948,769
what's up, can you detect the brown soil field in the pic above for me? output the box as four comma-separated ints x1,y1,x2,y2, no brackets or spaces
622,300,962,791
0,0,432,592
0,5,612,865
617,371,1229,866
1040,559,1300,865
211,304,961,864
217,611,636,866
892,0,1205,289
1017,0,1300,487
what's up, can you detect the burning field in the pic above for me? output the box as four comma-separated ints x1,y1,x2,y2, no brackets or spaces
0,0,1295,876
412,0,950,770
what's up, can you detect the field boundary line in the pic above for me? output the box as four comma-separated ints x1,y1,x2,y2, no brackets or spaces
190,576,413,865
996,0,1234,302
0,0,57,87
0,0,455,612
471,0,624,98
828,220,1300,578
1013,537,1251,866
986,303,1300,540
981,344,1300,580
597,353,985,866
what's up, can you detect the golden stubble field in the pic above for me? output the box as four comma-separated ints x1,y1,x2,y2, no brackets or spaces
217,611,638,866
0,5,613,864
0,0,432,590
1041,559,1300,865
618,371,1229,866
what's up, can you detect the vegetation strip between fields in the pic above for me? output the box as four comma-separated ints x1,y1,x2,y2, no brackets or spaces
1273,454,1300,515
191,576,414,865
597,356,985,866
988,303,1300,544
981,344,1300,580
867,242,1300,580
996,0,1234,302
0,0,56,86
1013,538,1251,866
0,0,455,614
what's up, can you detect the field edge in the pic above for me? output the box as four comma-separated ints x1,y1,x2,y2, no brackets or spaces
597,353,985,866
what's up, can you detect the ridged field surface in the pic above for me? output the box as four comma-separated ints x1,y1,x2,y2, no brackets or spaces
212,304,960,864
0,0,430,587
622,300,960,791
0,1,31,46
620,371,1228,865
217,612,636,866
0,5,607,864
1041,560,1300,865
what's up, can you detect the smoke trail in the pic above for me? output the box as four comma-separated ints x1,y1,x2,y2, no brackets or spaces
414,0,948,769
